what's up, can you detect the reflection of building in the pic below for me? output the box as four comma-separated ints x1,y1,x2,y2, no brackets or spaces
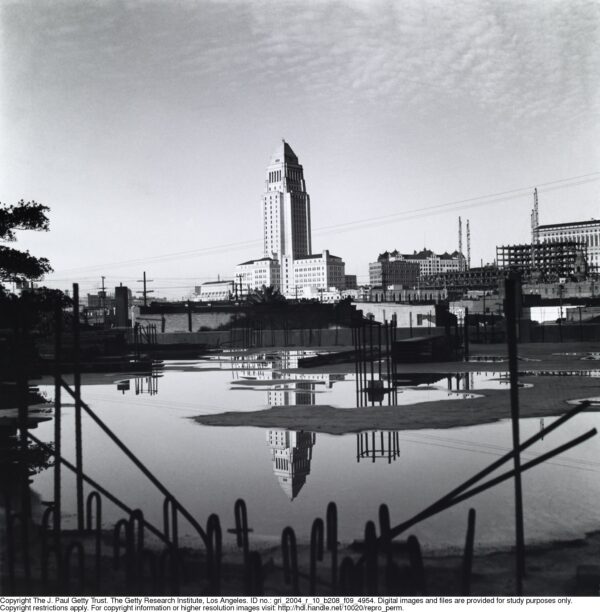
267,382,315,407
231,351,346,407
115,372,160,395
356,431,400,463
266,430,316,499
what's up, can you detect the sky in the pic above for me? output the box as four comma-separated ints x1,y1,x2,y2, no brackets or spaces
1,0,599,298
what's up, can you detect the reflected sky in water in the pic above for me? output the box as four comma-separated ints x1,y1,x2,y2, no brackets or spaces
30,350,600,552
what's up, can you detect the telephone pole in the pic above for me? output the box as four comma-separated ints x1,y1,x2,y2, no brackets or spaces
136,271,154,307
235,274,244,301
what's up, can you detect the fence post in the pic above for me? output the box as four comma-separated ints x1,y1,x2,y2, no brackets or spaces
504,276,526,594
54,298,62,535
73,283,85,532
464,307,469,361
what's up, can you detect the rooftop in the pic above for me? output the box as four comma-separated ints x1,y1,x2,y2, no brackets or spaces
238,257,277,266
295,252,342,261
270,139,299,166
538,219,600,230
202,279,234,286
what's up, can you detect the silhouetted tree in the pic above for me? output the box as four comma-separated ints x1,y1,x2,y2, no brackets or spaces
246,284,287,305
0,199,52,288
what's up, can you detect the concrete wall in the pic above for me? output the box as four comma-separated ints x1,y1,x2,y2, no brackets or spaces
133,310,236,332
156,328,355,348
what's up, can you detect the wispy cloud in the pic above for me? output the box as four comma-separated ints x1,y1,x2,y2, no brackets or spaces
4,0,597,135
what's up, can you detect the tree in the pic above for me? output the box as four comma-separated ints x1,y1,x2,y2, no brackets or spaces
246,284,287,305
0,199,52,288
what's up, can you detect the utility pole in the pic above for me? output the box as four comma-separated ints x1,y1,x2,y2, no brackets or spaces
136,271,154,307
100,276,106,304
235,274,244,301
99,276,107,325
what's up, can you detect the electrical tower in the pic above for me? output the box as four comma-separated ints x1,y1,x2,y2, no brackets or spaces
531,187,539,243
136,271,154,307
466,219,471,269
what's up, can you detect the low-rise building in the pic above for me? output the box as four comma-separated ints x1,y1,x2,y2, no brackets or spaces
194,280,235,302
344,274,357,289
534,219,600,273
235,257,281,294
369,255,419,287
373,249,466,281
292,250,345,295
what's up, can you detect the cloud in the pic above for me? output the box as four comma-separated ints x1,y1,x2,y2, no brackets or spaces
2,0,598,139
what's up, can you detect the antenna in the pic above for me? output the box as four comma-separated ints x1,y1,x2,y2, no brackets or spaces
458,216,463,255
136,271,154,307
466,219,471,269
531,187,539,243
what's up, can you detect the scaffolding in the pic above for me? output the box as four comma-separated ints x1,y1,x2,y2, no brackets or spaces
496,241,588,279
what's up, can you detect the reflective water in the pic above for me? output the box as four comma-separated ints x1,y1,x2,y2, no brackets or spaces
30,350,600,552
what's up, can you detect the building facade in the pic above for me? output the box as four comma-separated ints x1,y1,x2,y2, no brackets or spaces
237,141,347,298
369,256,420,287
533,220,600,273
373,249,466,281
194,280,235,302
235,257,280,294
263,140,312,260
292,250,345,293
530,188,600,273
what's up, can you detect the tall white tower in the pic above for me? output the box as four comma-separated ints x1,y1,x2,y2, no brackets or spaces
262,140,312,260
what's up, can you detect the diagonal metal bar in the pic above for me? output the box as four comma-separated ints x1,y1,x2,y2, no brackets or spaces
391,400,590,535
28,432,169,545
59,379,209,548
387,427,597,540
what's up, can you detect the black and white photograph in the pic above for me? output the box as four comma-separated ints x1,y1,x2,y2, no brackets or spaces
1,0,600,600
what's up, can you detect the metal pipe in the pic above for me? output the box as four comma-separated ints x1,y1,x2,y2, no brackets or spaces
28,432,169,544
505,276,526,593
388,428,596,540
60,382,208,547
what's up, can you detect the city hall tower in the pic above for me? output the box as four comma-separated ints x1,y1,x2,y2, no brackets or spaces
262,139,312,260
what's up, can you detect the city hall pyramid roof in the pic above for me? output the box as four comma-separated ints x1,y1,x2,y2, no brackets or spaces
270,139,299,165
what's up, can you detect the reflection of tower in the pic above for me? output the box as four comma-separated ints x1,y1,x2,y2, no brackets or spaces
266,430,316,500
134,372,160,395
356,431,400,463
267,382,316,407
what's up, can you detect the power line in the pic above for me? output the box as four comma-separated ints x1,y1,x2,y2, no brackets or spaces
50,171,600,275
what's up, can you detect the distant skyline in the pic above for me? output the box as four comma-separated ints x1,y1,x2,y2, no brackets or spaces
1,0,599,297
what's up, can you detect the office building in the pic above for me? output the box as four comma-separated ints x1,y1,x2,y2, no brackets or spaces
237,141,347,297
263,140,311,260
531,188,600,273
